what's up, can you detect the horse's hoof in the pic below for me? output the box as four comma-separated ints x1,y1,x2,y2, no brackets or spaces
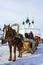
8,59,12,61
18,55,20,57
20,56,22,58
13,59,16,61
18,55,22,57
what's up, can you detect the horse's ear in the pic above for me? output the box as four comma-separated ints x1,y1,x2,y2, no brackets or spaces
4,24,6,26
8,24,10,27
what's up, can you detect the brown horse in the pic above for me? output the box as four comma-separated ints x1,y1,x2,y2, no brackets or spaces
3,24,24,61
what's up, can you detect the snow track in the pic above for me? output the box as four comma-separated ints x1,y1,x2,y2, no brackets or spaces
0,44,43,65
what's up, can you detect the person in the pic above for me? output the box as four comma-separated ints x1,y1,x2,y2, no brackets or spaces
25,31,34,39
25,31,36,52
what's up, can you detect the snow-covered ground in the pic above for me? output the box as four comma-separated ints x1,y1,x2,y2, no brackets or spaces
0,43,43,65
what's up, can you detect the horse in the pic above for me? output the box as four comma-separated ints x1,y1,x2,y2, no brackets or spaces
3,24,34,61
3,24,24,61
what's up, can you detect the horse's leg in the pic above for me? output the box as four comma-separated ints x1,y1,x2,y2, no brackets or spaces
18,47,22,57
13,45,16,61
8,45,12,61
18,49,20,57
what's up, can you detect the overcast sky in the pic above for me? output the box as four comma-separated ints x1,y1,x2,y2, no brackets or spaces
0,0,43,37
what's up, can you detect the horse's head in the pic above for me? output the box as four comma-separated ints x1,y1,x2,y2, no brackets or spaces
3,24,13,39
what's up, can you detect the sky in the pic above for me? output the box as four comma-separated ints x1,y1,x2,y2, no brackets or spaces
0,0,43,37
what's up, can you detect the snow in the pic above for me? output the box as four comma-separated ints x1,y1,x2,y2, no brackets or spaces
0,43,43,65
